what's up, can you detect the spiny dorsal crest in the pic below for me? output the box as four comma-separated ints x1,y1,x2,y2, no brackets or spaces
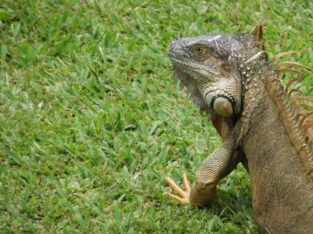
263,28,313,174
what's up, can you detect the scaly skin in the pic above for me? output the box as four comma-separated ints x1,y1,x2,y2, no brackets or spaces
165,25,313,233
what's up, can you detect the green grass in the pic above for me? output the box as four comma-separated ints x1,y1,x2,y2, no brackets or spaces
0,0,312,233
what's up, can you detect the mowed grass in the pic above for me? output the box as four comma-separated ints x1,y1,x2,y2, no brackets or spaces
0,0,312,233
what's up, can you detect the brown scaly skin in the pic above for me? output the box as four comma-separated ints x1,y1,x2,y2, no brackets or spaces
164,25,313,233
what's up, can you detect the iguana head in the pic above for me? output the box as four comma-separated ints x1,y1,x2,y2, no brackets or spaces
168,25,266,119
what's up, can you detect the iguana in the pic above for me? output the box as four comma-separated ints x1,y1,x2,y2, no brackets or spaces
164,25,313,233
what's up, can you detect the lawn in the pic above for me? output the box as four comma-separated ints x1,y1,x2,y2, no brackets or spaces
0,0,312,233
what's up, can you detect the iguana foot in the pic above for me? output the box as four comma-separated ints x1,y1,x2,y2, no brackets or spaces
164,174,191,204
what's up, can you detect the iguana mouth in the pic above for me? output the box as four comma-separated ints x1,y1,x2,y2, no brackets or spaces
169,55,224,79
168,52,195,68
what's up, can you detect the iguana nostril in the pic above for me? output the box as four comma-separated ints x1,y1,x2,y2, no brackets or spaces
213,97,233,117
169,41,178,52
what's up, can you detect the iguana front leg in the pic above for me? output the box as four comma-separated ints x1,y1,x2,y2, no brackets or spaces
164,136,240,206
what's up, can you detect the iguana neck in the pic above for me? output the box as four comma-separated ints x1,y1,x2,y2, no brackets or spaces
242,87,300,166
240,66,313,176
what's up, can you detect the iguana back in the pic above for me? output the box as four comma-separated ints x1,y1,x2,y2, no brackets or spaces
241,68,313,232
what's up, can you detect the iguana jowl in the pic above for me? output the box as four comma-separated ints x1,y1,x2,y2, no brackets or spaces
165,25,313,233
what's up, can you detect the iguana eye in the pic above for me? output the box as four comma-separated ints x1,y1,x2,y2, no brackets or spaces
194,46,205,54
191,46,208,60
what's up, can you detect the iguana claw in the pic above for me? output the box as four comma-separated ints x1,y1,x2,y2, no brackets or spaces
164,174,191,205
